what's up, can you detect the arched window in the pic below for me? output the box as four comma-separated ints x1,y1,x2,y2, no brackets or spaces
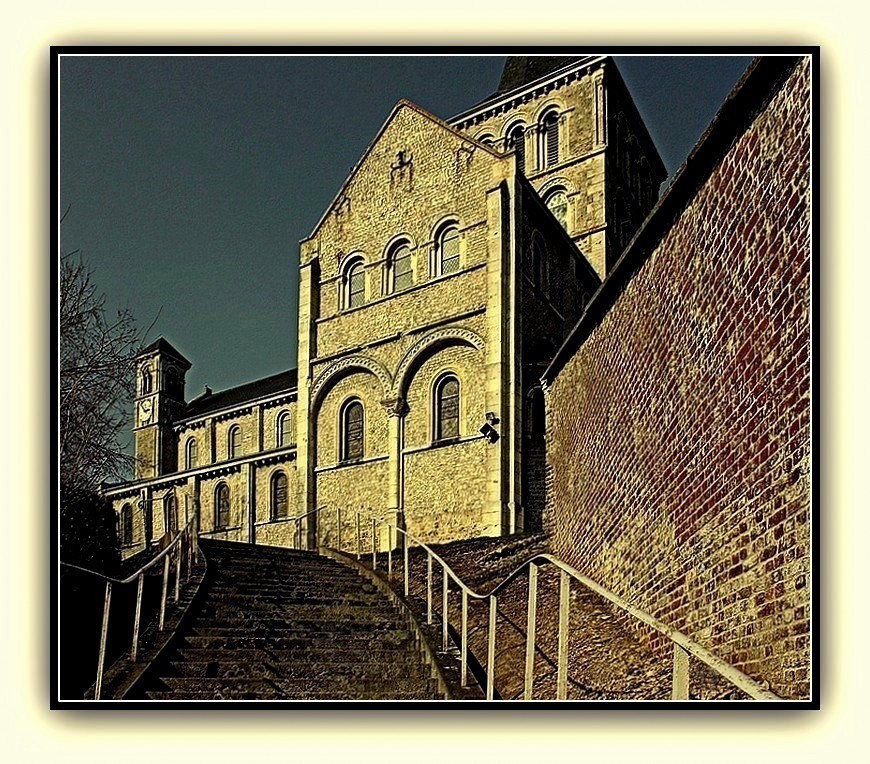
185,437,197,470
434,374,460,441
165,366,183,399
340,399,364,462
227,425,241,460
507,124,526,174
141,367,152,395
545,188,569,231
541,110,560,168
271,471,289,520
531,235,546,292
388,241,413,293
163,493,177,536
477,133,495,147
526,388,546,440
436,224,460,277
342,257,366,310
276,411,292,448
120,503,133,546
214,483,230,529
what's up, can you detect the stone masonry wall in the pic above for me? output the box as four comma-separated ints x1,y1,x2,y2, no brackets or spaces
456,67,608,275
545,60,811,698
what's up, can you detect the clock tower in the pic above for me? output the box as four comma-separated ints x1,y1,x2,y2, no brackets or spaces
134,337,191,480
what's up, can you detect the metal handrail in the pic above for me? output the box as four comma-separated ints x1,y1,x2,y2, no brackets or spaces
60,512,200,700
349,511,779,701
282,505,345,550
60,513,198,585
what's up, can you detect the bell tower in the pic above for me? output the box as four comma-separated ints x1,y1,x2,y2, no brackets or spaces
133,337,191,479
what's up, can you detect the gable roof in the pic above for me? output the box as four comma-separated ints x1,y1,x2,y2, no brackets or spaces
302,99,505,244
182,368,298,420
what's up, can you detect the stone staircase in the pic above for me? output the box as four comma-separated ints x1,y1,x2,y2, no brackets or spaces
131,539,445,700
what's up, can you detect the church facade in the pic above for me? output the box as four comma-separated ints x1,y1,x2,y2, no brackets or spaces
104,55,665,558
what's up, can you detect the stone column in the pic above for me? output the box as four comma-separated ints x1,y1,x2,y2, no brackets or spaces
245,462,256,545
256,405,264,452
193,476,201,538
296,251,319,551
593,68,607,149
483,169,511,537
208,418,217,464
381,396,408,549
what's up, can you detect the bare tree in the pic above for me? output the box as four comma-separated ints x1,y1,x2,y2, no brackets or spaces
59,248,141,493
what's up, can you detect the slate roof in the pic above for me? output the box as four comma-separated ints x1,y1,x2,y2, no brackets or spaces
183,368,298,420
139,337,191,366
497,56,588,94
452,55,600,121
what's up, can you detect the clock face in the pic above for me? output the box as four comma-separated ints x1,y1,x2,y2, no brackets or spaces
138,399,154,425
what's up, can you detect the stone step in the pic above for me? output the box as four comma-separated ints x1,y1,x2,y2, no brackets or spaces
174,647,427,664
204,585,371,597
145,689,442,701
131,540,445,702
190,609,407,631
211,568,371,589
192,603,397,617
193,595,386,613
167,660,431,680
203,585,378,598
185,623,410,639
182,632,415,650
156,676,439,698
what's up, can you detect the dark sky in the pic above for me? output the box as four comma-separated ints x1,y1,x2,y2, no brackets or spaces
59,53,752,399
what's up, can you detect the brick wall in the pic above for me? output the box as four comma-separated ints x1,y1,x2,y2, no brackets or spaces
545,59,811,699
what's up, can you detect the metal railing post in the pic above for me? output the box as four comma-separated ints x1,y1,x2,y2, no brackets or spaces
441,566,448,652
131,573,144,663
371,518,377,570
94,580,112,700
337,506,342,550
403,536,410,598
461,589,468,686
174,547,181,603
671,643,690,700
356,512,361,560
158,554,170,631
185,530,192,581
556,569,570,700
426,552,433,625
487,595,497,701
524,563,538,700
387,530,393,580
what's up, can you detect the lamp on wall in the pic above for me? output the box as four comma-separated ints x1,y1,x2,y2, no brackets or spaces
479,423,499,443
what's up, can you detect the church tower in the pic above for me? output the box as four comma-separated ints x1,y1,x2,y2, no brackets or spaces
133,338,191,479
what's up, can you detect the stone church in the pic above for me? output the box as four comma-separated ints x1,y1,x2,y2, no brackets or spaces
100,53,811,698
105,55,666,555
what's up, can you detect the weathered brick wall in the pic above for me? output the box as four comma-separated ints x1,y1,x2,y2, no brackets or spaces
545,60,810,698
